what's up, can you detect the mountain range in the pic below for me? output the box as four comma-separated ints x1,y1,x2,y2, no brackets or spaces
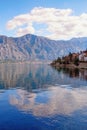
0,34,87,61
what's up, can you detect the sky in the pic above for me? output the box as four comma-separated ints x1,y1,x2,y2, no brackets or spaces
1,0,87,40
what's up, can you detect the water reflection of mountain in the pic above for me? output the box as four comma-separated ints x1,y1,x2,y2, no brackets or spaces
0,63,58,89
0,63,87,90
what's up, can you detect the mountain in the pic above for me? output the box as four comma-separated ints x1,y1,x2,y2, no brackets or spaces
0,34,87,61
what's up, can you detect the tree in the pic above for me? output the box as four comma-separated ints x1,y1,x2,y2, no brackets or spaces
69,52,73,62
57,57,61,64
74,57,79,66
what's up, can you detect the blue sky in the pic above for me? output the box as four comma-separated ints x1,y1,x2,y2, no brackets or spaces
0,0,87,40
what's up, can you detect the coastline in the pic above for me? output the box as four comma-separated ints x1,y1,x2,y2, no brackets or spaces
50,62,87,69
0,60,51,64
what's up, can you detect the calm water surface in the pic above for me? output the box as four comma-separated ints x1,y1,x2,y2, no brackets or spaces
0,63,87,130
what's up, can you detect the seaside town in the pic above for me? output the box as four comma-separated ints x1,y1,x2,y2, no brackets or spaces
51,50,87,68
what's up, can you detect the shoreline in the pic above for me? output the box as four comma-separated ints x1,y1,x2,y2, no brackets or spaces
51,62,87,69
0,60,51,64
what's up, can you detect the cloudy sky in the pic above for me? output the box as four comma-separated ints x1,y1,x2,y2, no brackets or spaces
0,0,87,40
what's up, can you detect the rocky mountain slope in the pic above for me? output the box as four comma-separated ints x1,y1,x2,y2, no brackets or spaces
0,34,87,61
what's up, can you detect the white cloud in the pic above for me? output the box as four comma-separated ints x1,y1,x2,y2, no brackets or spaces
16,23,35,36
6,7,87,40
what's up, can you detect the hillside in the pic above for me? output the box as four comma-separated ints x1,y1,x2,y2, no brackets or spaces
0,34,87,61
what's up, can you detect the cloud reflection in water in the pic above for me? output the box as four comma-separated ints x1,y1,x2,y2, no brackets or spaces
9,86,87,117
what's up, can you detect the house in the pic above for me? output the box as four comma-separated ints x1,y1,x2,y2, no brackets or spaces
79,50,87,61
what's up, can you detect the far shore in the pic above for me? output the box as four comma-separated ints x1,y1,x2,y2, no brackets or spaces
0,60,51,64
51,62,87,69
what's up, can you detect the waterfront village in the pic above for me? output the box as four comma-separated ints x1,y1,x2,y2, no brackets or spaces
51,50,87,69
